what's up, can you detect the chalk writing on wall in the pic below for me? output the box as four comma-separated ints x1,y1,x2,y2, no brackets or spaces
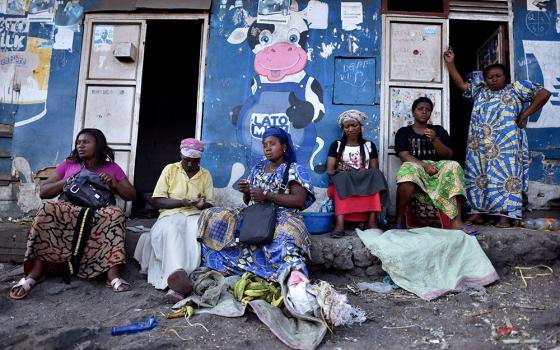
333,57,376,105
0,15,28,51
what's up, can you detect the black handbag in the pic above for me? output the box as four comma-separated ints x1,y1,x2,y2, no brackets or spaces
60,165,116,208
238,163,291,245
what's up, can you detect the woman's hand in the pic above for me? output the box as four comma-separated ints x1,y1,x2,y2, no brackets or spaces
99,172,117,189
423,163,438,176
238,179,250,194
516,115,527,128
249,188,268,202
424,128,438,143
443,47,455,63
195,193,207,209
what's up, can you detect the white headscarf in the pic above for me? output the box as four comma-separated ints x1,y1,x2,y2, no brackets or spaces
336,110,368,127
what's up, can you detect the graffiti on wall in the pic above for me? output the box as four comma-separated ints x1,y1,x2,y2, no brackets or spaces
227,3,327,174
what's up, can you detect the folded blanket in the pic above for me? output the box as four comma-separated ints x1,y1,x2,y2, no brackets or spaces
357,227,499,300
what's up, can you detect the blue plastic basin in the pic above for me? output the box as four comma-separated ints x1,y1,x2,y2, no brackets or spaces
301,212,334,235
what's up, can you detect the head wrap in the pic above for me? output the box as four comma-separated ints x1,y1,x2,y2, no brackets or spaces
261,126,297,163
336,110,368,127
180,138,205,158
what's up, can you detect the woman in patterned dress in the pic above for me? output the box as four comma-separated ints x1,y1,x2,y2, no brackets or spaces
444,47,551,227
394,97,474,233
198,126,315,281
9,129,136,299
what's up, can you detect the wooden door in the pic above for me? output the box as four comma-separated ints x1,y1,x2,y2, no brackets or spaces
379,16,449,214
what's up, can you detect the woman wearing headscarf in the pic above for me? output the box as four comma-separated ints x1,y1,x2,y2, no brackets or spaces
326,110,388,237
134,138,214,302
198,126,315,281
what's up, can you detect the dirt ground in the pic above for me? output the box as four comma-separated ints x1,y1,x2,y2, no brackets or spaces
1,256,559,350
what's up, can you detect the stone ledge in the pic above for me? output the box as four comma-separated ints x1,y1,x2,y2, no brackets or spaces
308,227,560,274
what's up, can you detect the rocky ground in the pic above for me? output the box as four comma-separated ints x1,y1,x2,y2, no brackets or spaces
0,219,559,350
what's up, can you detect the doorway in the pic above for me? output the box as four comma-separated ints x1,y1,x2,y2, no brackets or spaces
132,20,202,215
448,20,510,164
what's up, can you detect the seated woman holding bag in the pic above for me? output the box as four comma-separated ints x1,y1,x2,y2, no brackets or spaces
327,110,388,237
9,128,136,300
198,126,315,281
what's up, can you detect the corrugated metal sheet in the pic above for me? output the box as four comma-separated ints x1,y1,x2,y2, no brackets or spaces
84,0,211,13
449,0,509,20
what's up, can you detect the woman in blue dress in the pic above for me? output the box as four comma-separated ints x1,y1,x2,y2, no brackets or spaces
444,47,551,227
198,126,315,281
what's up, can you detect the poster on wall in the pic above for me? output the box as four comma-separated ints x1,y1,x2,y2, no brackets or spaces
29,0,55,22
257,0,290,24
477,26,505,70
54,0,83,29
0,15,29,51
0,37,53,104
93,25,113,49
6,0,26,15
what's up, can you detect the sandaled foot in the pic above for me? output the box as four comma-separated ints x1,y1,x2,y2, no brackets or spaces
167,269,192,297
106,277,131,292
495,219,512,228
459,225,480,236
466,214,484,225
330,230,345,238
9,277,38,300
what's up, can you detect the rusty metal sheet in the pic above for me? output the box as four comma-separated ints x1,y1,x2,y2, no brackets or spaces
84,0,211,12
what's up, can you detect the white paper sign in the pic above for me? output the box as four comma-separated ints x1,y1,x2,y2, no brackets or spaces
53,27,74,50
341,2,363,31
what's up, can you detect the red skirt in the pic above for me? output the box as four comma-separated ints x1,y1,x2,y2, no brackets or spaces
327,184,381,221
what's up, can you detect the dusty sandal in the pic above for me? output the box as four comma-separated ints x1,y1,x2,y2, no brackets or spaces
9,277,37,300
460,225,480,236
106,278,131,292
330,230,345,238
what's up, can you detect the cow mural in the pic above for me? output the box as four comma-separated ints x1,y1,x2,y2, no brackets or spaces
227,3,327,172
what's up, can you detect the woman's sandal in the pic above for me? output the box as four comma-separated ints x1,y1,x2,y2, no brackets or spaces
9,277,38,300
330,230,345,238
495,219,512,228
106,277,131,292
459,225,480,236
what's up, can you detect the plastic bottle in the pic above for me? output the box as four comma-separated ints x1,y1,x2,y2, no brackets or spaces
356,282,393,294
111,316,157,336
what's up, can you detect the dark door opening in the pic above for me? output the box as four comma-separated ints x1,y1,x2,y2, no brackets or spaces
133,20,202,216
449,20,509,164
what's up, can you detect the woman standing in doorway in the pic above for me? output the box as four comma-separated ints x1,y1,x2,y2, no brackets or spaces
444,47,551,227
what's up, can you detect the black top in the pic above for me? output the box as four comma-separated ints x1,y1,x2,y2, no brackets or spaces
394,125,451,162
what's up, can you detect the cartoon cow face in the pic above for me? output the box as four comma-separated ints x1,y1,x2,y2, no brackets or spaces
228,12,310,82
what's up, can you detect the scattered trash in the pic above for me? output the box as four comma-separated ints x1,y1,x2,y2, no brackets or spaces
356,282,393,294
496,325,515,335
165,305,194,319
382,275,400,289
307,280,366,327
460,285,487,297
501,339,540,345
514,265,554,288
522,218,560,231
111,316,157,336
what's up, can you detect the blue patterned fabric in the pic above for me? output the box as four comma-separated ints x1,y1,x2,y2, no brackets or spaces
463,80,542,219
199,161,315,281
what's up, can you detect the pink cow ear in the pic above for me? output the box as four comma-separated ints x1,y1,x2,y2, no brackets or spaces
227,27,249,45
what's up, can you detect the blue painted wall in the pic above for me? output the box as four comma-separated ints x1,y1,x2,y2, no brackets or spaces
512,0,560,184
0,1,84,180
201,0,382,195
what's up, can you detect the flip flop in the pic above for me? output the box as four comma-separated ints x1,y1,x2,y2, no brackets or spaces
167,269,193,297
329,230,345,238
9,277,38,300
106,277,131,292
460,225,480,236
